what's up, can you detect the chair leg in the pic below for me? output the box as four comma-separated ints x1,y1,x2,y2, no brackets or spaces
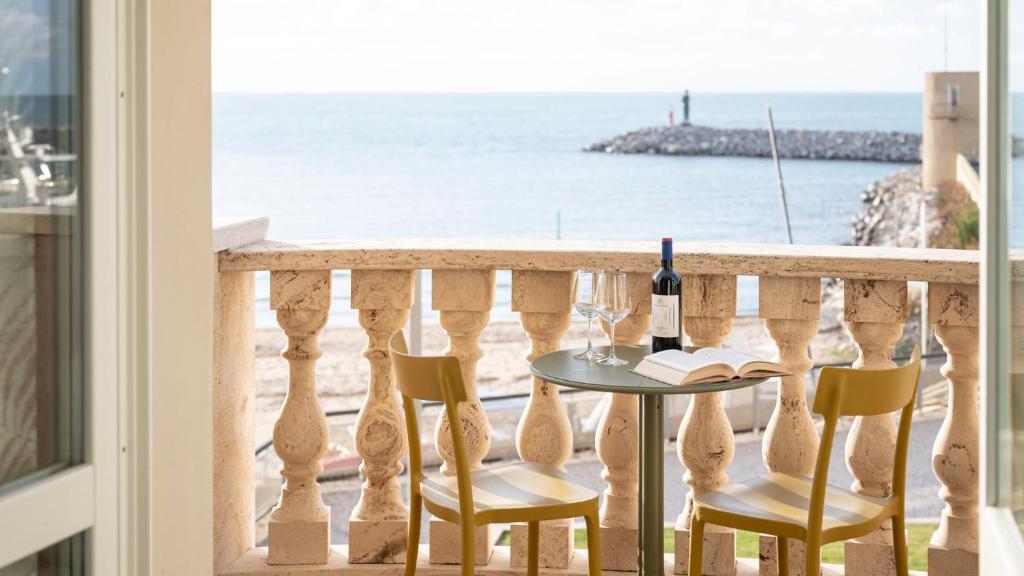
461,521,475,576
403,493,422,576
804,539,820,576
893,513,909,576
776,536,789,576
585,508,601,576
688,517,705,576
527,521,540,576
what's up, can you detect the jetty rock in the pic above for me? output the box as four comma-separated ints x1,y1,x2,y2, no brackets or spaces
586,124,923,162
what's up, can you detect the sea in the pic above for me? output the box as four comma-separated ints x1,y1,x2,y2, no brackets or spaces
209,92,983,328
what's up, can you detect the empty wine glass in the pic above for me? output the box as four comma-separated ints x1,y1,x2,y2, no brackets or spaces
595,271,631,366
573,269,605,360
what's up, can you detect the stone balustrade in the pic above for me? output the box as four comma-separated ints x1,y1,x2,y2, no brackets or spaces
213,235,983,576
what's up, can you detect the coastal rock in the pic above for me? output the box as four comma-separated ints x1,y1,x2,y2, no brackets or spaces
587,125,1024,163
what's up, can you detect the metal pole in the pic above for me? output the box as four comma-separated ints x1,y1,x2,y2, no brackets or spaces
766,105,794,245
409,270,423,356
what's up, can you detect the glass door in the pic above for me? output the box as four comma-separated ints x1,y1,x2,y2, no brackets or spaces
982,0,1024,570
0,0,120,573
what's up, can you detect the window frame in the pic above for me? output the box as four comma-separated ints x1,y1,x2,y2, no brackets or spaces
0,0,126,572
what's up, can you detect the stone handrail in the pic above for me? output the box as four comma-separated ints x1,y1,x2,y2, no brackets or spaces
214,233,982,576
220,239,980,282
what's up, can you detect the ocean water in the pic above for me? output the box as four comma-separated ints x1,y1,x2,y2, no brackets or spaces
212,92,925,327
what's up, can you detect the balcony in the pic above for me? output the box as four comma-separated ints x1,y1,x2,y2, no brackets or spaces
211,217,981,576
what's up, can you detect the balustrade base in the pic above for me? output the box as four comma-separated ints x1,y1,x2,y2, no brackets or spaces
927,546,978,576
843,540,898,576
346,518,407,564
758,535,819,576
599,526,637,572
221,545,871,576
674,526,736,575
267,515,331,565
428,518,494,565
509,521,574,568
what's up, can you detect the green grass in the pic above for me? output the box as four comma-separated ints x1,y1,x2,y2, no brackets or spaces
498,524,935,571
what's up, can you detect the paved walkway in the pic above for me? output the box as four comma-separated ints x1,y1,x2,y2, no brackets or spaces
317,415,943,544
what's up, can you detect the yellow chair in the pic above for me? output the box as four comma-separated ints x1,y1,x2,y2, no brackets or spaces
389,331,602,576
688,347,921,576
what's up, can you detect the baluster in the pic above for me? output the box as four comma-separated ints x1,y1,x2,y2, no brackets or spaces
348,270,415,564
509,270,575,568
267,270,332,566
843,279,908,576
927,283,979,576
597,272,651,572
756,277,821,576
675,274,737,576
428,269,496,566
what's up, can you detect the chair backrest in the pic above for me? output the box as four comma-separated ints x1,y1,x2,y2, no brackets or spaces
388,331,474,516
806,347,921,532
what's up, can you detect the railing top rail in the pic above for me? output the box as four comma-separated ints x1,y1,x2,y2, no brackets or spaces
218,238,984,284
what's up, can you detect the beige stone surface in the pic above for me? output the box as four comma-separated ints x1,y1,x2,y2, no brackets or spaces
599,526,637,572
757,275,821,576
268,515,331,565
677,276,737,573
214,271,257,572
511,270,574,314
928,285,979,576
268,272,332,565
271,270,332,310
428,519,494,565
432,269,496,312
228,545,795,576
347,520,407,564
674,526,735,575
926,545,978,576
842,279,907,576
350,270,414,311
509,521,574,568
595,312,648,570
348,304,411,563
758,535,817,576
220,239,982,284
213,216,270,252
510,271,575,567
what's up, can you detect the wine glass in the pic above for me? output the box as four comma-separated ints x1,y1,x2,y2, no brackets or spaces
595,271,631,366
573,269,606,360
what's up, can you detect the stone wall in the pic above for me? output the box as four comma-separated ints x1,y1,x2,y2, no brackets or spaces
586,124,1024,163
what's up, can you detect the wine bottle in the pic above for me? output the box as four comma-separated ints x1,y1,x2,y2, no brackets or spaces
651,237,682,352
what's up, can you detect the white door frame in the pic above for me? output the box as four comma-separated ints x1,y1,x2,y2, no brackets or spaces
980,0,1024,572
0,0,124,572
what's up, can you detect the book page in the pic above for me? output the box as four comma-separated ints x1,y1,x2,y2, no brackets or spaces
693,348,762,371
644,349,713,373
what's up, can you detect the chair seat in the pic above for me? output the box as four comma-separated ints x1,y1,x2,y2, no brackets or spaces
694,472,895,537
420,461,598,523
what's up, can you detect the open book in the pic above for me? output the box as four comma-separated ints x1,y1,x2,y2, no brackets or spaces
633,348,790,386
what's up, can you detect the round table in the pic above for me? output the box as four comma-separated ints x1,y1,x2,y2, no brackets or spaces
530,345,766,576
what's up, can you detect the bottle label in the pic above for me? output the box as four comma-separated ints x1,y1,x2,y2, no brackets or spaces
651,294,679,338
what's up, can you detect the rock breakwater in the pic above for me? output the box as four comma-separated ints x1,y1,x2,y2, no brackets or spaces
586,125,922,162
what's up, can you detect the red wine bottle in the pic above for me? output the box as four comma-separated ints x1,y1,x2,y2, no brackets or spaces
652,237,682,352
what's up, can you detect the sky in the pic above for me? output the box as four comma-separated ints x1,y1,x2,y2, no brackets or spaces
212,0,984,93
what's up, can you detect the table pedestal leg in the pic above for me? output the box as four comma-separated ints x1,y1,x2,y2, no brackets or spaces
639,394,665,576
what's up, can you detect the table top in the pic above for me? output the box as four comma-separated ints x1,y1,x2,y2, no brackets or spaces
530,345,767,395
